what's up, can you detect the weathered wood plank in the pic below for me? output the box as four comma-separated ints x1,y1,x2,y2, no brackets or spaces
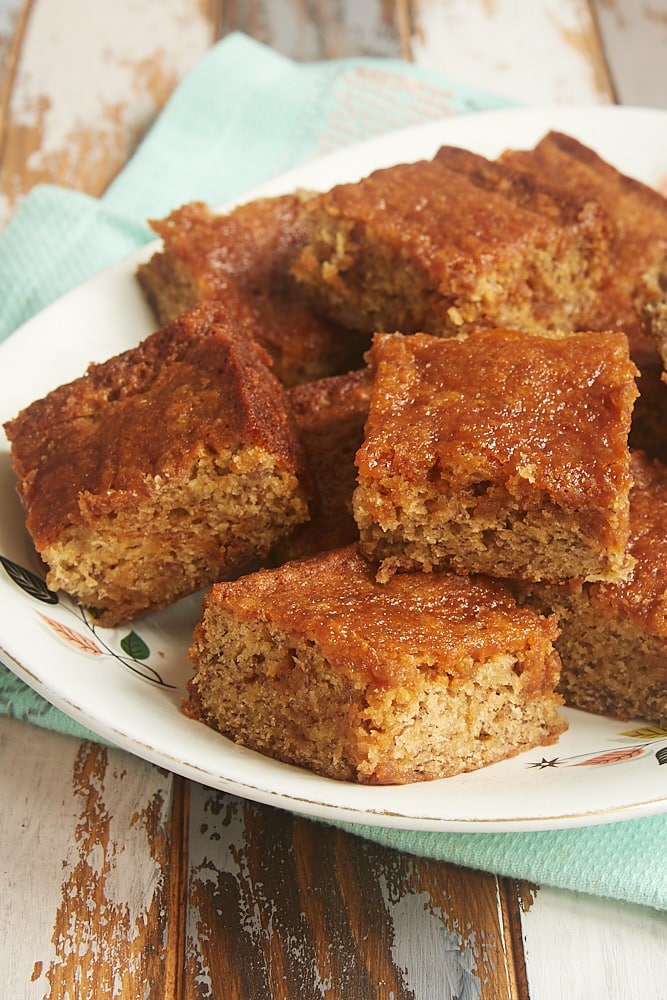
0,0,29,146
0,714,179,1000
409,0,614,105
591,0,667,108
520,884,667,1000
184,786,525,1000
217,0,409,61
0,0,216,228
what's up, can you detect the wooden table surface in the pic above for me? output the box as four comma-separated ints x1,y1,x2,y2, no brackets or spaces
1,2,667,998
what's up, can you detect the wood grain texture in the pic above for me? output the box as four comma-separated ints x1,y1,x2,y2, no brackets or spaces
0,714,178,1000
184,786,524,999
217,0,410,60
409,0,614,104
165,777,191,1000
591,0,667,107
0,0,216,228
0,0,28,137
521,884,667,1000
0,0,413,228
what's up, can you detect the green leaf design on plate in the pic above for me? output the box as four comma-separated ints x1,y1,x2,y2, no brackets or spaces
120,631,150,661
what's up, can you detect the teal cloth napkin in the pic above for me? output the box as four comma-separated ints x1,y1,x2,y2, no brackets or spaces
1,32,666,913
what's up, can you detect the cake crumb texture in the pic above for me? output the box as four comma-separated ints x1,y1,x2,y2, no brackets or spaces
292,153,610,338
515,451,667,726
186,545,566,784
137,197,369,385
4,302,312,625
354,328,638,585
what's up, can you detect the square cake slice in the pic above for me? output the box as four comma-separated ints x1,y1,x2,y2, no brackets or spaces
185,545,566,784
137,198,368,385
500,130,667,345
514,451,667,727
353,328,638,584
4,302,312,626
291,154,610,338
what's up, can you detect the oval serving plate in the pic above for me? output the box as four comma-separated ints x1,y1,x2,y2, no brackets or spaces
2,105,667,833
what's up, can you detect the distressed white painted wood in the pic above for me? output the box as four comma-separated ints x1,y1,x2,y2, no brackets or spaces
521,885,667,1000
0,714,176,998
184,785,523,999
410,0,613,105
224,0,411,60
592,0,667,108
0,0,215,228
0,0,23,53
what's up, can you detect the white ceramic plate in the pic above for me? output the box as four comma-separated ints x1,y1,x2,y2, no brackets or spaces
2,106,667,833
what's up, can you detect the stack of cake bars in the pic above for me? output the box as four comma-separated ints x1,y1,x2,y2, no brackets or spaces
5,131,667,783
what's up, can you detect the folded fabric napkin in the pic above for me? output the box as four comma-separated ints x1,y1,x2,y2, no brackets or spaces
1,32,666,913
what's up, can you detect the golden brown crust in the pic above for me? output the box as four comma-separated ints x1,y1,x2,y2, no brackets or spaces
4,301,313,624
146,197,309,294
497,132,667,465
186,544,566,783
137,198,369,385
292,154,610,338
434,143,610,227
194,545,559,684
354,328,638,583
6,302,308,547
501,131,667,342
